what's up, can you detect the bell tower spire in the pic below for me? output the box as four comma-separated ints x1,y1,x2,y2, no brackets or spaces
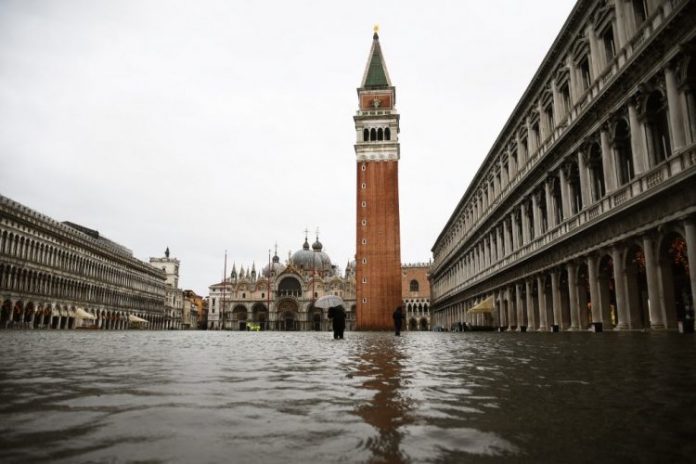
354,28,402,330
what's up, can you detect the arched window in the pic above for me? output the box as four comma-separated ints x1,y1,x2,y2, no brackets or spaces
566,161,582,214
588,143,606,201
377,128,383,141
363,128,369,142
613,118,634,185
645,91,671,165
385,128,391,140
370,128,377,141
409,279,419,292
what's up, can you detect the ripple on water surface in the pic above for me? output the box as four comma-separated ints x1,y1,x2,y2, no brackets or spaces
1,331,695,463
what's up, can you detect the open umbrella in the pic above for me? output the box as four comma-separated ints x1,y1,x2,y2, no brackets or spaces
314,295,345,309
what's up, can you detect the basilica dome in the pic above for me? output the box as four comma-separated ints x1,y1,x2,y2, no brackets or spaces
262,252,286,277
291,236,332,273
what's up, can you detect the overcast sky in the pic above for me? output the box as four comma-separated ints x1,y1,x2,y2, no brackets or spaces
0,0,576,295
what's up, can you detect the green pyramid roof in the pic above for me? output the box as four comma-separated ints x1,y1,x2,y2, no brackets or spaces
361,33,391,89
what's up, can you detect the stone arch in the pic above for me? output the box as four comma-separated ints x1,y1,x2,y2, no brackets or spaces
658,230,691,329
625,242,650,329
1,299,12,328
252,302,268,330
597,254,617,329
575,261,592,329
408,318,417,331
278,276,302,297
419,318,428,331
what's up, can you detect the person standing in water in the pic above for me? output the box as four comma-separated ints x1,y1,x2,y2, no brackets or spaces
392,306,404,336
330,306,346,339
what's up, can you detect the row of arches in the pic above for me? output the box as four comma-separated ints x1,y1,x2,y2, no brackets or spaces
217,300,357,331
0,264,162,312
362,127,391,142
0,299,172,330
0,227,162,294
439,224,694,332
436,84,689,300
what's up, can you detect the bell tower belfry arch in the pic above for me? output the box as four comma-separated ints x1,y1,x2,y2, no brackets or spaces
354,28,402,330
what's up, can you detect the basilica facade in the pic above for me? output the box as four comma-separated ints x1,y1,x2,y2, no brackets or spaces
431,0,696,332
207,236,357,331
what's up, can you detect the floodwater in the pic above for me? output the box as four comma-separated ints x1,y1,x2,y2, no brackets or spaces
0,331,695,464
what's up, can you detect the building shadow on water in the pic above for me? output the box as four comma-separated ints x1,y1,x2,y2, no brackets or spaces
353,335,412,464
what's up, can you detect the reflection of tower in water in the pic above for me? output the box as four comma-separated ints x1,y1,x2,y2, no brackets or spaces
354,336,412,463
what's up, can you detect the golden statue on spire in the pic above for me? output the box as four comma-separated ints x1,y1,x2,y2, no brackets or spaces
373,24,379,33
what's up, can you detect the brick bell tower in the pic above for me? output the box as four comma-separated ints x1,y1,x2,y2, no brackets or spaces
354,27,402,330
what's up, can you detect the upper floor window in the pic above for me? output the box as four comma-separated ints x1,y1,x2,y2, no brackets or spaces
645,91,671,165
409,279,419,292
633,0,647,28
614,119,634,185
363,128,369,142
603,26,616,64
560,83,571,116
579,57,592,91
588,143,606,201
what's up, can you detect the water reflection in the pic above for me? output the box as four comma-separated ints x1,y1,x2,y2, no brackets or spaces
0,331,695,463
353,336,411,463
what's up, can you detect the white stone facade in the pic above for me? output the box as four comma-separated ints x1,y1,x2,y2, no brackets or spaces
431,0,696,332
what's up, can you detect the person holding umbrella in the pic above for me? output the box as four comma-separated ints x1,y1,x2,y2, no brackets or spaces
329,305,346,339
314,294,347,340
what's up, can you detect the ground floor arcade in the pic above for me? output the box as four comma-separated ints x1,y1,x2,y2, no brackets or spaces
0,297,173,330
435,218,696,333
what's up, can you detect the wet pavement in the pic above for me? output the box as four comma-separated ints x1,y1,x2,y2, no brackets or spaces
0,330,695,463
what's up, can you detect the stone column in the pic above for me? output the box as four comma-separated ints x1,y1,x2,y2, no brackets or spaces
507,286,517,329
511,212,519,251
496,227,504,261
600,128,617,193
567,262,580,330
527,117,536,156
627,99,648,175
665,65,686,151
497,291,506,329
537,275,548,331
551,79,562,125
526,279,535,331
551,270,561,331
532,193,541,238
586,24,601,79
578,150,591,208
503,219,512,256
611,246,630,330
567,56,579,105
516,282,525,331
587,254,602,331
614,0,628,48
559,166,571,219
545,179,556,229
500,159,508,189
516,133,526,168
521,202,531,244
683,218,696,313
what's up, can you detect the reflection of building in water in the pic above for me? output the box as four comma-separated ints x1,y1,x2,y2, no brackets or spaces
431,0,696,332
353,336,411,462
207,234,357,331
0,195,168,330
401,263,431,331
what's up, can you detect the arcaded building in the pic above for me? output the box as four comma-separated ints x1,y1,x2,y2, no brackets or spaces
431,0,696,332
0,195,167,330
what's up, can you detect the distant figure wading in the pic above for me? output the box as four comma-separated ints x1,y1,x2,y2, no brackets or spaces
393,306,404,336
